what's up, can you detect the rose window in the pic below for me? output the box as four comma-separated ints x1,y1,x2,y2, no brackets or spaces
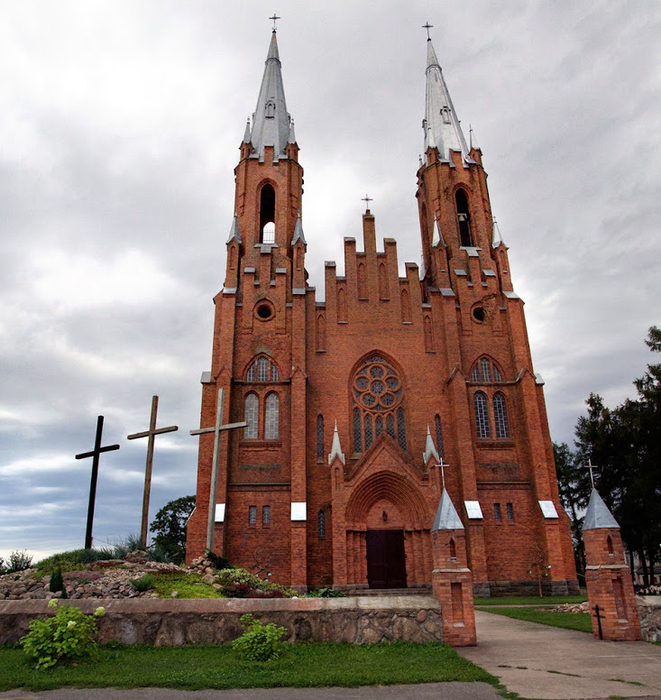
352,355,406,453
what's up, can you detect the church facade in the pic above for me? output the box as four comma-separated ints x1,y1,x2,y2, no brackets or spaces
186,29,579,596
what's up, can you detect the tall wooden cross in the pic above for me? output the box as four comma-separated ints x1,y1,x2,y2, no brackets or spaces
190,388,247,552
127,395,179,548
75,415,120,549
433,457,450,489
582,458,599,488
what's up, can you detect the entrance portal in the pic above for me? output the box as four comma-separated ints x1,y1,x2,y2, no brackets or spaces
366,529,407,589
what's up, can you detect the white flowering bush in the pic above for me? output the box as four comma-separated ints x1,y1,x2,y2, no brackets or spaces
21,601,105,669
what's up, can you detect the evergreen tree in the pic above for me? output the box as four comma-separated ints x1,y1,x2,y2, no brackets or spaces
149,495,195,563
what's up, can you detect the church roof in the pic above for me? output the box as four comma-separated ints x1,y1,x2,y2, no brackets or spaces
432,488,464,531
249,31,292,162
423,37,473,165
583,488,620,531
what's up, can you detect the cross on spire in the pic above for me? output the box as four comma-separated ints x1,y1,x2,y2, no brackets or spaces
270,13,280,31
361,193,373,210
422,22,433,40
127,395,179,548
582,458,599,488
75,415,120,549
433,457,450,489
190,388,247,551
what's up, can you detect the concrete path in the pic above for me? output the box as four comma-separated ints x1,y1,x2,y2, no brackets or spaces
457,609,661,699
0,684,502,700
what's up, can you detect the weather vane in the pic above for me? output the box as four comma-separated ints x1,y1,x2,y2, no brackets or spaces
270,13,281,31
422,22,433,40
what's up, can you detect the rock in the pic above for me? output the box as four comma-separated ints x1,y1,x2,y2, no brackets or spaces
171,591,179,598
202,574,215,584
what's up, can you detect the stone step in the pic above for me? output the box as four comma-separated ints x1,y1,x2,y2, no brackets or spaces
347,588,432,597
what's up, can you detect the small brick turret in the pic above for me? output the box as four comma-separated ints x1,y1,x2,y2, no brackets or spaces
431,486,476,646
583,488,641,641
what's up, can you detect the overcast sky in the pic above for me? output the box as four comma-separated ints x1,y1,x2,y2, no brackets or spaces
1,1,660,564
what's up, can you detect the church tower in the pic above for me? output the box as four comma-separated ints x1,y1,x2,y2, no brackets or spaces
186,28,310,588
187,27,578,597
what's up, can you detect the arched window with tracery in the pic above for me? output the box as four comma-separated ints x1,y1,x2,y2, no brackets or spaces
244,393,259,439
470,356,503,383
351,355,407,454
264,393,279,440
493,393,510,438
246,356,279,382
473,391,491,438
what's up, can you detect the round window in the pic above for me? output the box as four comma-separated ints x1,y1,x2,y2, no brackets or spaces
255,301,275,321
472,306,486,323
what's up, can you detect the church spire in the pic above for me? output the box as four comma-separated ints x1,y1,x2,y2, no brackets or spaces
423,35,472,164
249,30,293,162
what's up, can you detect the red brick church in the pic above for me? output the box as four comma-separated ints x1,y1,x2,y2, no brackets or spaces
186,28,578,596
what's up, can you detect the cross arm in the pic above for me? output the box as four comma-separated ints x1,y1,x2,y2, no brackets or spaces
127,425,179,440
75,444,120,460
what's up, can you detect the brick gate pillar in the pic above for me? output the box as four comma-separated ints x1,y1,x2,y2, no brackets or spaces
430,488,476,646
583,488,641,641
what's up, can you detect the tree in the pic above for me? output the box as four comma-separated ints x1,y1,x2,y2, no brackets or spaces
149,495,195,563
569,327,661,587
553,441,588,582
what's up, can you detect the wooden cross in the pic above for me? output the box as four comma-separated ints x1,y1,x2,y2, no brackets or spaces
75,415,120,549
422,22,433,40
270,13,280,31
361,193,373,209
190,388,247,551
593,603,604,640
127,395,179,548
582,458,599,488
433,457,450,489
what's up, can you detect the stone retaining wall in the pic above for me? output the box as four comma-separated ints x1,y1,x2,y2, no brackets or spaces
0,595,443,646
636,596,661,642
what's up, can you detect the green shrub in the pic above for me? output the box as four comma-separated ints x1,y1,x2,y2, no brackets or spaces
49,568,64,594
21,600,105,669
130,574,156,592
205,549,231,570
306,587,347,598
215,567,294,598
231,614,287,661
7,550,33,573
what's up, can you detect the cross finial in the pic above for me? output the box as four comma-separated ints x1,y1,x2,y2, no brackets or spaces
361,193,373,209
422,22,433,40
270,13,280,31
433,457,449,489
582,458,599,488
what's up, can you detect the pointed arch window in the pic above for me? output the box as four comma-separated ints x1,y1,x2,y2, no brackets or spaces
471,357,503,383
455,189,473,247
316,415,325,460
246,356,279,383
434,414,444,457
473,391,491,438
378,262,389,299
264,393,279,440
493,393,510,439
244,393,259,439
351,355,406,455
318,509,326,539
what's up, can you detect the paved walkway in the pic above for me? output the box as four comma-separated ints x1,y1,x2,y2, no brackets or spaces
457,610,661,699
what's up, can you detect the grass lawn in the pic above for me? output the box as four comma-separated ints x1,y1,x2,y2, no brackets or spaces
0,642,498,692
476,606,592,633
474,595,587,606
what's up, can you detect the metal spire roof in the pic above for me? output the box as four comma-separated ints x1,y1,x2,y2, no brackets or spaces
423,37,472,165
291,211,306,245
583,488,620,531
423,424,439,463
491,218,506,248
226,212,241,244
328,420,345,465
249,30,292,162
432,488,464,531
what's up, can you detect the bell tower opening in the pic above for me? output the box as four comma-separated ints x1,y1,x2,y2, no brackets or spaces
455,188,473,247
260,184,276,243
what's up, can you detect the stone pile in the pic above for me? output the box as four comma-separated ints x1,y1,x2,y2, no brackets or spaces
548,601,590,614
0,559,185,601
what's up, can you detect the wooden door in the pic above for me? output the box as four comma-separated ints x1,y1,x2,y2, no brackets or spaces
366,529,407,589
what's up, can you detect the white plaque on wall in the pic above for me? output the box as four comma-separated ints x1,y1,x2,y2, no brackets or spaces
291,502,307,521
214,503,226,522
464,501,483,519
538,500,559,519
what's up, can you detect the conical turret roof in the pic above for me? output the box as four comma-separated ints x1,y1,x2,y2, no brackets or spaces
583,488,619,531
432,488,464,531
